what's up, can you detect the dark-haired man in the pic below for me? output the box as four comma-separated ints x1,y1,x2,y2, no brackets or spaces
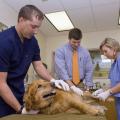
55,28,93,96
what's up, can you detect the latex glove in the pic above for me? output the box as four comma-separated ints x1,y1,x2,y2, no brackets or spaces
70,86,83,96
96,89,111,101
50,79,70,91
92,88,104,97
22,107,39,114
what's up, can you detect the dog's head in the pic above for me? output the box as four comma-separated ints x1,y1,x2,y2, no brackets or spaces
24,80,56,111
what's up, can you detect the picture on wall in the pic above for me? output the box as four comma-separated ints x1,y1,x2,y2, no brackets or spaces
89,49,112,79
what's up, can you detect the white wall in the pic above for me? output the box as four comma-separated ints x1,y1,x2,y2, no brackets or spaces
45,29,120,72
0,0,17,27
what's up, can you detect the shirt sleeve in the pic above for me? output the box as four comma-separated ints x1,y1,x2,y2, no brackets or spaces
32,38,41,61
84,51,94,87
54,48,70,80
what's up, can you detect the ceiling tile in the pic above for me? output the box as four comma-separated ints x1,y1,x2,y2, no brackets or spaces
91,0,119,6
67,7,96,32
60,0,91,10
93,3,119,30
30,0,64,13
4,0,30,12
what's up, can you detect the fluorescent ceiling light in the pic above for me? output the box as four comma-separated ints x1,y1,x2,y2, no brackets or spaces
45,11,74,31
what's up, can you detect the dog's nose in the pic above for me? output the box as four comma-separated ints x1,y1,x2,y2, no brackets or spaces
51,82,55,88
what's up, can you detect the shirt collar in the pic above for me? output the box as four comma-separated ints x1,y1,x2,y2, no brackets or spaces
67,43,80,52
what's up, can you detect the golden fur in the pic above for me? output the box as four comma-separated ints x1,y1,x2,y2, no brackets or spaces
24,80,106,115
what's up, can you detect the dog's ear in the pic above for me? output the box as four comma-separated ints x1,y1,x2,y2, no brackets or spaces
24,82,38,111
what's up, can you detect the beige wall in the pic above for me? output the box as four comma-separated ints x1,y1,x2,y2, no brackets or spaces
27,32,46,83
45,35,68,72
35,32,46,62
45,29,120,72
82,29,120,49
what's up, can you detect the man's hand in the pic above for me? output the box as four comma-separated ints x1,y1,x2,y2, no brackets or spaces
92,88,104,96
70,86,83,96
50,79,70,91
95,89,111,101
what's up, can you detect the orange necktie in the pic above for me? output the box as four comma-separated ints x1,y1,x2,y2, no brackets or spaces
72,50,80,85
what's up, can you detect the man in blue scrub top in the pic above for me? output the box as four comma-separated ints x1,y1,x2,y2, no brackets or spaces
0,5,69,117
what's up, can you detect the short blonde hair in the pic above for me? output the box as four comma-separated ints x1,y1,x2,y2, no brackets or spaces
100,38,120,53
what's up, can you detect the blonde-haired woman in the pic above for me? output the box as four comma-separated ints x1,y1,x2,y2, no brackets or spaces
92,38,120,120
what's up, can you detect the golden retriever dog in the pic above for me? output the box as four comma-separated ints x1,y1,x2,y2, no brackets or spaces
23,79,106,115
